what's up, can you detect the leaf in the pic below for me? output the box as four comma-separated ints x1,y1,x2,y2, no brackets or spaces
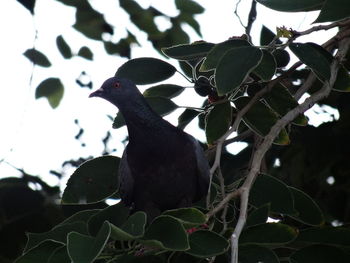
260,26,282,46
162,42,214,61
88,203,130,236
24,222,89,252
250,174,295,215
142,215,189,251
178,109,199,130
239,244,279,263
175,0,205,14
240,223,297,245
110,212,147,241
163,208,207,228
56,35,72,59
273,49,290,68
48,246,70,263
16,0,35,14
253,50,276,81
205,101,232,145
186,230,229,258
112,112,125,129
23,48,51,67
289,42,332,81
288,187,325,226
256,0,324,12
246,204,269,227
199,39,251,72
62,156,120,204
234,97,290,145
145,97,178,116
58,209,100,226
263,82,308,126
143,84,185,98
290,244,350,263
315,0,350,23
78,46,93,60
67,221,111,263
216,46,263,95
296,227,350,247
333,66,350,92
35,78,64,108
115,58,177,85
15,240,63,263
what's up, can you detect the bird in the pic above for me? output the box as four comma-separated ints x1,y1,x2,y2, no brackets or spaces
89,77,210,220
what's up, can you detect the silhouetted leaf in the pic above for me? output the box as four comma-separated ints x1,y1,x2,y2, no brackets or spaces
260,26,282,46
315,0,350,23
145,97,178,116
290,244,350,263
178,108,200,130
240,223,297,245
205,101,232,144
333,66,350,92
16,0,35,14
273,49,290,68
253,50,276,81
175,0,205,14
35,78,64,108
143,84,185,98
62,156,120,204
297,227,350,247
239,244,279,263
250,174,295,215
246,204,270,227
256,0,323,12
216,47,263,95
289,187,325,226
186,230,229,258
24,49,51,67
78,46,93,60
162,42,214,61
67,221,110,263
115,58,177,85
112,112,125,129
56,35,72,59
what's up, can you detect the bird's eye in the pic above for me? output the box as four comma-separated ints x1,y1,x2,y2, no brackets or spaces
114,82,121,88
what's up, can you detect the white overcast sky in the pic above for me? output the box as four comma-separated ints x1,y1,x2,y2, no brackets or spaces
0,0,337,188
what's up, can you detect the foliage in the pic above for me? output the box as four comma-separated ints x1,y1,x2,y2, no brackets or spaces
4,0,350,263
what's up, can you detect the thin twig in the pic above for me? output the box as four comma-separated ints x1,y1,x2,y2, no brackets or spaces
230,35,350,263
245,1,257,38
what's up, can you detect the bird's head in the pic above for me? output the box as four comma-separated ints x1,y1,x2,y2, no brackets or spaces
89,77,139,106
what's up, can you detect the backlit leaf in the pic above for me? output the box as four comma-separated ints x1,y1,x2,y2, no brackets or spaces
256,0,324,12
56,35,72,59
35,78,64,108
315,0,350,23
24,48,51,67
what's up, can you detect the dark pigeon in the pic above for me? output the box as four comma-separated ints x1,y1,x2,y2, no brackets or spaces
90,77,210,220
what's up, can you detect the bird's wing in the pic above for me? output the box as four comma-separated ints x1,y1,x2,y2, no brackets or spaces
119,148,134,206
190,137,210,199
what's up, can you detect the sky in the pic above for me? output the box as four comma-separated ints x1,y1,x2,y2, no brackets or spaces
0,0,338,189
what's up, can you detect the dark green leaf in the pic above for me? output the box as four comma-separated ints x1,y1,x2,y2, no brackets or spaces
58,209,100,226
175,0,205,14
24,222,88,252
256,0,324,12
315,0,350,23
186,230,229,258
240,223,297,245
273,49,290,68
234,97,290,145
142,215,189,251
163,208,207,228
35,78,64,108
115,58,177,85
260,26,282,46
16,0,35,14
250,174,295,215
205,101,232,144
23,48,51,67
178,109,200,130
297,227,350,246
78,46,93,60
239,244,279,263
110,211,146,240
143,84,185,98
263,82,308,126
288,187,324,226
199,39,251,72
112,112,125,129
216,47,263,95
253,50,276,81
67,221,110,263
48,246,70,263
162,42,214,61
290,244,350,263
15,240,63,263
333,66,350,92
88,203,130,236
289,42,332,81
145,97,178,116
178,13,202,36
56,35,72,59
62,156,120,204
246,204,269,227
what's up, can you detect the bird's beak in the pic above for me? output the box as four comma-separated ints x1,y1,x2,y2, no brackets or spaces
89,88,104,98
